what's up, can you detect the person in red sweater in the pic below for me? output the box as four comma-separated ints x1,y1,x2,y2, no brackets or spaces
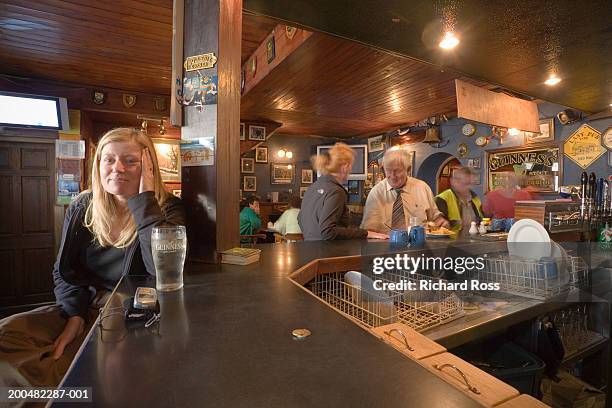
483,173,535,219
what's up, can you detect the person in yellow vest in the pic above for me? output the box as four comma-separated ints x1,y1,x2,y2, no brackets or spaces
435,167,483,236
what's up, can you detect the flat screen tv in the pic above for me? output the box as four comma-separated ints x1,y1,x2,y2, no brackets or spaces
0,91,69,131
316,144,368,180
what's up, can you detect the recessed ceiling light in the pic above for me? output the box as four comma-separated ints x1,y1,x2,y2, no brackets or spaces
439,32,460,50
544,76,561,86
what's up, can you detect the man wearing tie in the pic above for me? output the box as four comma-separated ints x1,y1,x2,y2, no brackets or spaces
361,147,449,233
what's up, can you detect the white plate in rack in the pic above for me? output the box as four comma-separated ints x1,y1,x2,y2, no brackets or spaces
507,219,551,260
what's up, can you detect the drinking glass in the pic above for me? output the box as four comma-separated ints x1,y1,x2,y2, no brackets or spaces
151,225,187,292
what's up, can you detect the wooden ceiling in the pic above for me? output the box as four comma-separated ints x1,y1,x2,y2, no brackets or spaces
244,0,612,115
241,32,463,137
0,2,275,95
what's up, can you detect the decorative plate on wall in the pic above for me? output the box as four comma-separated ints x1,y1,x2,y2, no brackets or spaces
462,123,476,137
475,136,489,147
457,143,469,157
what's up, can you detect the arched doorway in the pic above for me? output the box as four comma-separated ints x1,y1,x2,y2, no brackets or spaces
416,152,461,195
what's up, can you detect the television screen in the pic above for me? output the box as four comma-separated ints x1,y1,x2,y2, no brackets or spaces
316,144,368,180
0,92,69,131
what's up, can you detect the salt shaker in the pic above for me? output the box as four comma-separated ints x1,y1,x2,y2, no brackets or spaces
469,221,478,235
478,221,487,235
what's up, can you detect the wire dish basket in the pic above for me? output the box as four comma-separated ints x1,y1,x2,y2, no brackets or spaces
474,255,588,300
309,270,464,332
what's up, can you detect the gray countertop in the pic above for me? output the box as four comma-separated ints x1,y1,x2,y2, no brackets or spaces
54,238,606,407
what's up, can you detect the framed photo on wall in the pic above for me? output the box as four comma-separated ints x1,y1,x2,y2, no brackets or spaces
240,123,245,140
255,147,268,163
241,158,255,173
367,135,384,152
249,125,266,141
525,118,554,144
152,138,181,183
301,168,313,184
299,187,308,199
243,175,257,192
271,163,294,184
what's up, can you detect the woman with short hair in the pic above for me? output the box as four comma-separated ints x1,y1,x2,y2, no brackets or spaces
0,127,185,387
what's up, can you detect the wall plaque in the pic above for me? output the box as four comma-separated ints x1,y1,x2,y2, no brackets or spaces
485,144,561,193
184,53,217,71
563,124,605,169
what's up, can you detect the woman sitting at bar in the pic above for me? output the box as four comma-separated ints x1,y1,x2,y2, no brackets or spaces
0,127,185,387
298,142,388,241
272,195,302,236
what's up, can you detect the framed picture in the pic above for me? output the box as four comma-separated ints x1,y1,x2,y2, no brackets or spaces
525,118,554,144
471,172,481,185
240,123,245,140
466,157,481,169
172,189,182,198
301,168,313,184
243,175,256,192
249,125,266,141
300,187,308,199
367,135,384,152
241,158,255,173
255,147,268,163
271,163,294,184
152,138,181,183
266,36,275,63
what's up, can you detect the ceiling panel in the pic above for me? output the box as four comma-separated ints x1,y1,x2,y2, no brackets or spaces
241,33,462,137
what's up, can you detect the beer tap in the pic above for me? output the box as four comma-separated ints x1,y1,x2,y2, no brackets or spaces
596,178,605,220
580,172,588,223
588,172,596,228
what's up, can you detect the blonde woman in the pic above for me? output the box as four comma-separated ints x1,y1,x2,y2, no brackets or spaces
298,143,388,241
0,128,185,387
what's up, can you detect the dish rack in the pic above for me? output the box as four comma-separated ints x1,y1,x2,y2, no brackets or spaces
473,255,588,300
309,269,464,332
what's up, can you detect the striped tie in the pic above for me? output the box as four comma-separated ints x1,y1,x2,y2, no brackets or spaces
391,188,406,229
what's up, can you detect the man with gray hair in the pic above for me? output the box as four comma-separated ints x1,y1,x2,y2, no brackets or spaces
361,147,449,233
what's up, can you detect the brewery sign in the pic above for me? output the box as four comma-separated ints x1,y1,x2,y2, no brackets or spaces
563,124,605,169
485,144,561,193
184,53,217,72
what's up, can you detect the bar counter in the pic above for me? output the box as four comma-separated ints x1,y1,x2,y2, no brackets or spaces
54,238,606,407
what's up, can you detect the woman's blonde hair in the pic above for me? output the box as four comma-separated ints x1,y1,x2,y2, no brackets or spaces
311,142,354,176
85,127,170,248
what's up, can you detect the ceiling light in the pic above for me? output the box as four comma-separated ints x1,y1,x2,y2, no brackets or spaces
277,149,286,158
286,151,293,159
544,76,561,86
508,128,520,136
439,32,459,50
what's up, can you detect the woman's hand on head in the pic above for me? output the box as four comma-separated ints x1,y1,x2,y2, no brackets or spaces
52,315,85,360
139,148,155,194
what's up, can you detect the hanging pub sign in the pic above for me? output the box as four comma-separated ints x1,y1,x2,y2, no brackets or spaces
485,144,561,193
563,124,605,169
184,53,217,71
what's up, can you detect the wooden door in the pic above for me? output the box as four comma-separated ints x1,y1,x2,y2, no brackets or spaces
0,141,55,309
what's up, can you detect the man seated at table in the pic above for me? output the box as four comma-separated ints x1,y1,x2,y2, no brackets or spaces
435,167,483,236
272,195,302,236
240,195,262,241
361,147,449,233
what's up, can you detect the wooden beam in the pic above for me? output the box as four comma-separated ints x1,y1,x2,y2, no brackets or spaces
241,24,312,96
170,0,184,127
456,79,540,133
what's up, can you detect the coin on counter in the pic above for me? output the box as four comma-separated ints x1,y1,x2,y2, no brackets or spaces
292,328,311,339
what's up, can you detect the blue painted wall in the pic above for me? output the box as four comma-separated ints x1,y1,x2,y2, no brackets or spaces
363,102,611,199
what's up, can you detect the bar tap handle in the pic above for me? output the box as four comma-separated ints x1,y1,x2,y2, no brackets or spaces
588,172,596,200
580,172,588,221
